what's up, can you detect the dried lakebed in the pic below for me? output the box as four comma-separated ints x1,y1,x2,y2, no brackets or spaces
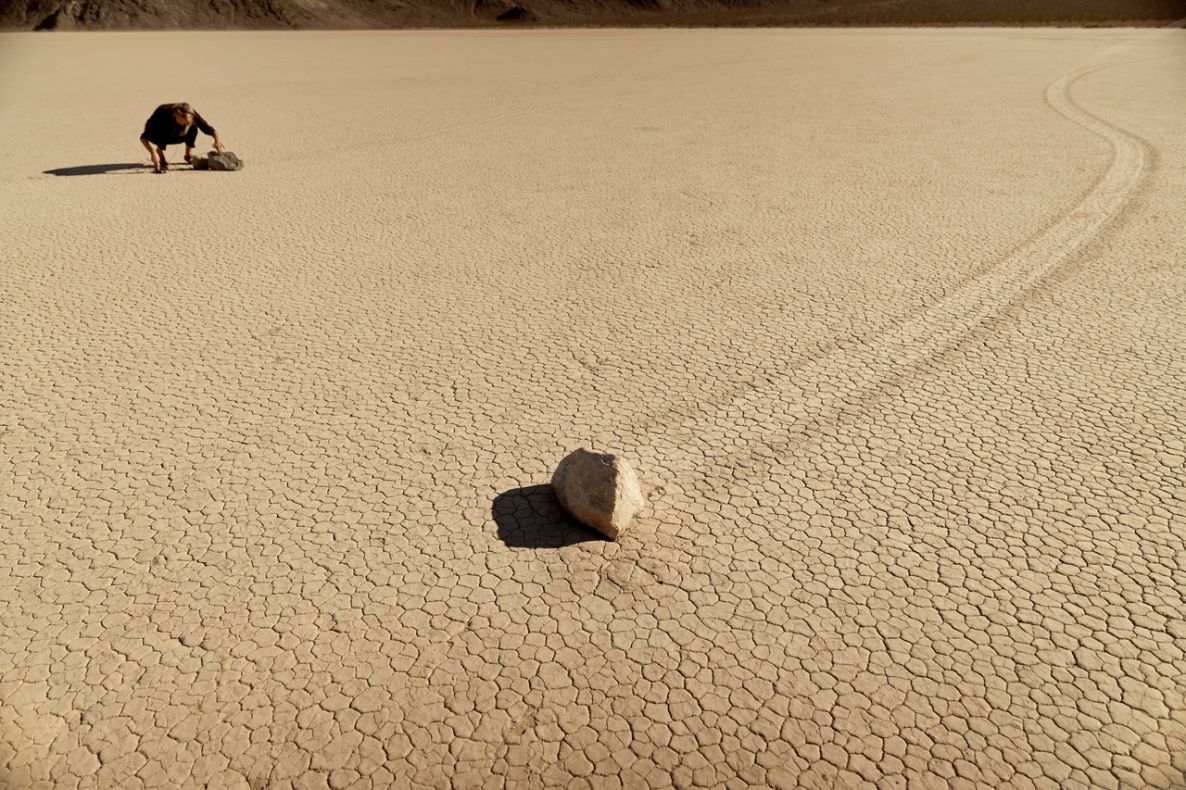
1,27,1185,790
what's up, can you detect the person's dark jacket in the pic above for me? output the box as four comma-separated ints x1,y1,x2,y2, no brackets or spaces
141,104,215,148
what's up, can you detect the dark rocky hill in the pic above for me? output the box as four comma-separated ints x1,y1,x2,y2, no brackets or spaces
3,0,1183,29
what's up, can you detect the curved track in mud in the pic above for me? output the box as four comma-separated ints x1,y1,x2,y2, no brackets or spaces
638,56,1154,492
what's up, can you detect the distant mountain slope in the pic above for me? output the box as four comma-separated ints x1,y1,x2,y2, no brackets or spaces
3,0,1183,29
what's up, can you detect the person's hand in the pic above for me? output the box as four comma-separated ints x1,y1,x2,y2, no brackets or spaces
214,138,226,154
150,150,162,173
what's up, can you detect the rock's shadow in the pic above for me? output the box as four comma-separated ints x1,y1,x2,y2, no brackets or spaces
493,485,605,548
44,163,147,177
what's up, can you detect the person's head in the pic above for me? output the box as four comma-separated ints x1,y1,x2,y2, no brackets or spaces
172,103,194,129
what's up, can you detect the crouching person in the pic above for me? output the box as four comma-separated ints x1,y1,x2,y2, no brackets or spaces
139,102,225,174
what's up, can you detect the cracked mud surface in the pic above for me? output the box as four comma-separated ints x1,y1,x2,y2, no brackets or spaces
1,27,1185,789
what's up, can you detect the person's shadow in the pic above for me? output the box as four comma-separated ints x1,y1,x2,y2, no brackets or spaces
44,163,148,177
493,485,605,548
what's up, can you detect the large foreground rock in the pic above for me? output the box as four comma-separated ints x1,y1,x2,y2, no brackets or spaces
551,448,644,540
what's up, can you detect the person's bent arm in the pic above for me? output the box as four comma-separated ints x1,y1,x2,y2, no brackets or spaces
140,136,161,171
194,112,225,153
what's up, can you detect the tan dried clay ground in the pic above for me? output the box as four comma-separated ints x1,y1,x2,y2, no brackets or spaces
1,27,1185,790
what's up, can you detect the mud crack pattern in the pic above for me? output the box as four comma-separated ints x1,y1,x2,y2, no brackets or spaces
1,27,1185,790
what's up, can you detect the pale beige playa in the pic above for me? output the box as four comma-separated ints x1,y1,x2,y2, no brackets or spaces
1,27,1184,789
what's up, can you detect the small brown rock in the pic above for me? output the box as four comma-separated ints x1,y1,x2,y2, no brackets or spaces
551,448,644,540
